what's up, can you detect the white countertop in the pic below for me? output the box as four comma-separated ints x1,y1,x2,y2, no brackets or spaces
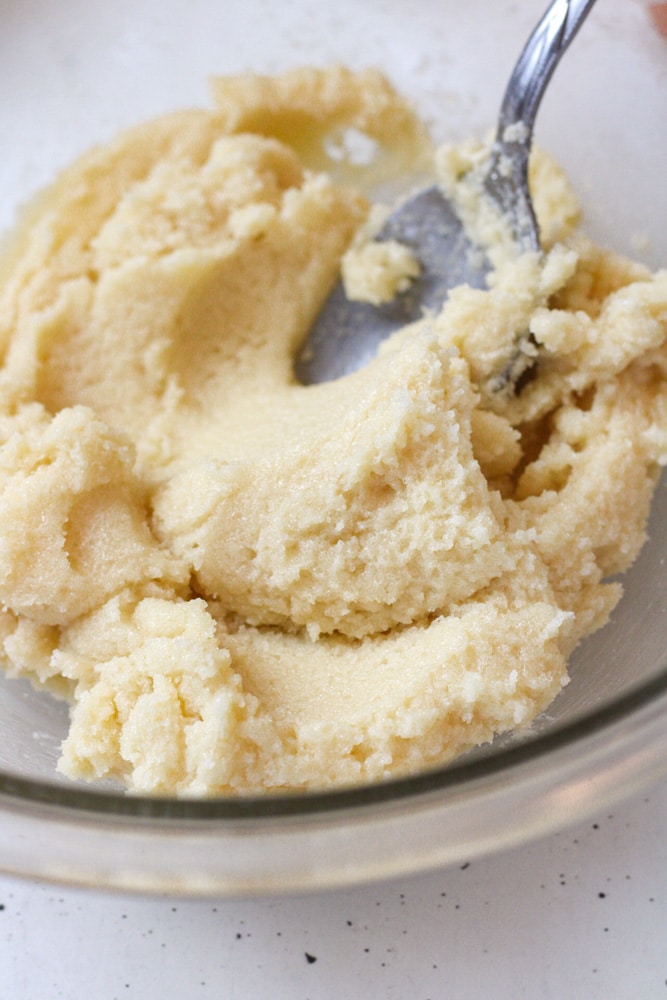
1,776,665,999
0,4,665,996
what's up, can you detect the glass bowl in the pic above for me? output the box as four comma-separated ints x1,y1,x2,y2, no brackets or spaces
1,0,666,896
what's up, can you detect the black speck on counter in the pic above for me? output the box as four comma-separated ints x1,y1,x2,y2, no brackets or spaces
460,862,470,870
305,952,317,964
0,903,5,912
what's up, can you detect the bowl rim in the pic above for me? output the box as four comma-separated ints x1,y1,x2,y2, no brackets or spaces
2,663,667,824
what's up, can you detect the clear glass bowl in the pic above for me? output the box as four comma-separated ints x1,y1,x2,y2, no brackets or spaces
1,0,666,895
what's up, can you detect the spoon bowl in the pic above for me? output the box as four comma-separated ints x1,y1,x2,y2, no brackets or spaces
294,0,598,385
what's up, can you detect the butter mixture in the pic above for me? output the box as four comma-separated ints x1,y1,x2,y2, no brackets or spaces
1,68,666,795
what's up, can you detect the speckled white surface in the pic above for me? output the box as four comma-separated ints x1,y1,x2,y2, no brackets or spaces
1,2,666,990
1,777,666,999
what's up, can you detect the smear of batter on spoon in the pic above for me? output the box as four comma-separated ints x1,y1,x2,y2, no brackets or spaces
0,67,666,795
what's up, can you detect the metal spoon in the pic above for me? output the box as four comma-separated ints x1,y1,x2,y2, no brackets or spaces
294,0,598,385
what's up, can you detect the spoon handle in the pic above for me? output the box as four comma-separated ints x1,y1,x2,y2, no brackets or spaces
487,0,599,250
498,0,599,135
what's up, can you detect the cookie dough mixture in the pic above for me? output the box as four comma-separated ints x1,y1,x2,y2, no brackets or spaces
1,68,666,795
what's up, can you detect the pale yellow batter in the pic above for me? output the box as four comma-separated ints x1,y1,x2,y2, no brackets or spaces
0,68,665,795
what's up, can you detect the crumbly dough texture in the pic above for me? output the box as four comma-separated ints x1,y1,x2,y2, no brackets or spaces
1,68,666,795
